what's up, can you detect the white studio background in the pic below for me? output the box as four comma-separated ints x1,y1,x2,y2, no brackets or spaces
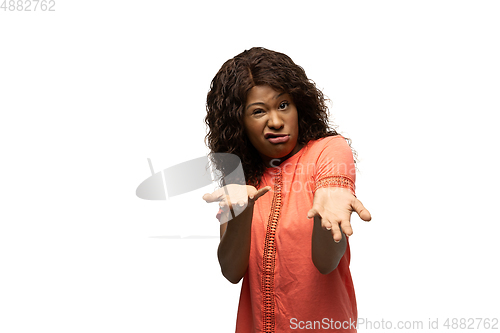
1,1,499,332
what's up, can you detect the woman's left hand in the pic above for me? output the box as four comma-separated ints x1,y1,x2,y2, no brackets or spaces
307,187,371,242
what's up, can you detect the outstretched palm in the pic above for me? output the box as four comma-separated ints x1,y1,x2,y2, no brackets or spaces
203,184,272,221
307,187,371,242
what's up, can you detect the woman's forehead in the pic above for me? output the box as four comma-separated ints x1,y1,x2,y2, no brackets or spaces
247,85,288,98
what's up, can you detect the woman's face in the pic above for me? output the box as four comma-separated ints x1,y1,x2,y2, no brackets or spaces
243,85,303,167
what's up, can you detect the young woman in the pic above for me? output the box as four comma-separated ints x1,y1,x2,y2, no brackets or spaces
203,47,371,333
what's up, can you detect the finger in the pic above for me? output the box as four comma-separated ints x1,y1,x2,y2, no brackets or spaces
307,206,321,219
219,197,228,209
202,193,215,202
219,194,235,209
225,194,235,209
235,200,248,212
251,186,272,200
224,195,238,218
230,200,246,217
352,199,372,222
330,222,343,243
321,217,333,231
340,219,353,237
202,188,224,203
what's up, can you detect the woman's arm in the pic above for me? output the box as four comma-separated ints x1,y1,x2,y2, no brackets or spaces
311,215,347,274
308,187,370,274
307,136,371,274
204,185,271,284
217,203,255,284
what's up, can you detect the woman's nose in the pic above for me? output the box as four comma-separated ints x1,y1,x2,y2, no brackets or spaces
267,111,284,130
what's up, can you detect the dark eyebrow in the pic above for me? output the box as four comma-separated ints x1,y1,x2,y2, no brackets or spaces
246,102,264,111
274,92,285,99
246,92,286,111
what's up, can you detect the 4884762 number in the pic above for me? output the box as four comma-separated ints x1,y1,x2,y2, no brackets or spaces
1,0,55,11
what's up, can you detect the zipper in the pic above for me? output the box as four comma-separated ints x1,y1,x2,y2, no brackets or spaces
261,168,283,333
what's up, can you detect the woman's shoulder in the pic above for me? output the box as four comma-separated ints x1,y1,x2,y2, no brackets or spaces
305,134,348,151
297,135,353,164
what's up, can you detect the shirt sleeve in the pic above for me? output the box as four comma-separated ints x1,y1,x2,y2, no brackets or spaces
313,135,356,196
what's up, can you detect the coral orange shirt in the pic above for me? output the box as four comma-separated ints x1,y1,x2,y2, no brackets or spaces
217,135,358,333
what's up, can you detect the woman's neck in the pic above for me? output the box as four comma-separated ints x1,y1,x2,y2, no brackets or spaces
261,142,305,168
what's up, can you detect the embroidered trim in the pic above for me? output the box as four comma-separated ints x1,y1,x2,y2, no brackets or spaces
261,168,282,333
315,174,356,195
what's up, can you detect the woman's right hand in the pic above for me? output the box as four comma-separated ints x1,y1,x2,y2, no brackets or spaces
202,184,272,219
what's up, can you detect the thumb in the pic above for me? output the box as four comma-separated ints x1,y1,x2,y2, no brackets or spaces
352,198,371,222
251,186,272,200
307,207,319,219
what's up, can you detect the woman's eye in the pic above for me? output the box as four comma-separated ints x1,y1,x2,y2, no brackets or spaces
252,109,264,115
279,101,289,110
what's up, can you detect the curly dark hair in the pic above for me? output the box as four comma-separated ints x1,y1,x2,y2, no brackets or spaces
204,47,356,188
